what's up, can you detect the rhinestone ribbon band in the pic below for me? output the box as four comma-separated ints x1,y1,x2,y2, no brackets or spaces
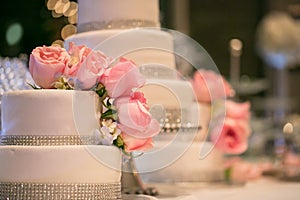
0,182,121,200
0,135,98,146
77,19,159,32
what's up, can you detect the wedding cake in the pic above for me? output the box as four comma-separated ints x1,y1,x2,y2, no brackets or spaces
64,0,224,183
0,3,224,200
0,90,122,199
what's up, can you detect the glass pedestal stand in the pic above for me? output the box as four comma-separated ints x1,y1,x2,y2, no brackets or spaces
121,154,158,196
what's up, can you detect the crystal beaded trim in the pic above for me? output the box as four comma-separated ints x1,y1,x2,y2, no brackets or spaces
139,65,177,79
77,19,159,32
151,108,201,133
0,182,121,200
0,135,98,146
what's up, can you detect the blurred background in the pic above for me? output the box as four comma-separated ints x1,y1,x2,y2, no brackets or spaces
1,0,299,77
0,0,300,156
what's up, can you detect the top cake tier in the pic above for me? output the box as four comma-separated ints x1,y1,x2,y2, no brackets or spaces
1,90,100,137
77,0,160,31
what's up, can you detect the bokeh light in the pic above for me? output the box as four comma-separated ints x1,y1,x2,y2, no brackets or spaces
54,0,69,14
47,0,57,10
6,22,23,46
68,12,78,24
46,0,78,42
51,10,63,18
52,39,64,47
64,1,78,17
61,24,77,40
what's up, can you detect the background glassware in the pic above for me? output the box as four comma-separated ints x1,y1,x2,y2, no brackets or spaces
0,54,33,131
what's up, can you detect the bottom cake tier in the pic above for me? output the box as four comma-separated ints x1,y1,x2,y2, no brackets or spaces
0,145,122,199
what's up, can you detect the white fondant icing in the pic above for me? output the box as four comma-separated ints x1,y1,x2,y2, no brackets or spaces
135,141,224,183
1,90,100,136
65,29,176,68
0,145,121,183
140,79,194,110
77,0,160,27
187,102,212,140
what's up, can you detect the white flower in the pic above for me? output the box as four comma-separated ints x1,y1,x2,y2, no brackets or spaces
102,118,117,128
94,119,121,145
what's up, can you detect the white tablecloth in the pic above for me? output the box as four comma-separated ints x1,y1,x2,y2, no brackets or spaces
146,178,300,200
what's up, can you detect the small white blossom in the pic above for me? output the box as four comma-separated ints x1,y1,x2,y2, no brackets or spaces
102,119,119,134
94,119,121,145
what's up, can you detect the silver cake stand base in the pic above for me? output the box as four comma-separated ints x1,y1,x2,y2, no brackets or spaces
121,155,158,196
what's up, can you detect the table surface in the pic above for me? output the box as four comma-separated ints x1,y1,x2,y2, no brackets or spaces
143,177,300,200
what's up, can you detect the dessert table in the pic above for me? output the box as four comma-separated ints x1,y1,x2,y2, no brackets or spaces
142,177,300,200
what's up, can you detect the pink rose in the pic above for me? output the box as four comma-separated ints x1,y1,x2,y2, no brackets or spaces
130,90,148,108
211,118,250,154
29,45,70,88
210,100,251,154
225,100,251,121
121,133,154,152
75,50,109,90
115,91,161,139
191,69,235,103
64,42,92,77
99,58,145,98
224,157,266,183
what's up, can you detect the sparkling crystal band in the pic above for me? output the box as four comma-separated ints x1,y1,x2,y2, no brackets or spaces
0,135,98,146
0,182,121,200
77,19,159,32
162,125,201,133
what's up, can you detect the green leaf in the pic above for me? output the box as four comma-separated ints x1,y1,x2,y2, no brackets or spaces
113,135,124,150
95,83,107,98
224,167,232,182
106,98,112,107
53,76,74,90
101,109,118,121
27,82,41,89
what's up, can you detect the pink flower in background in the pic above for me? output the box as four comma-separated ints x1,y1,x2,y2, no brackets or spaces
210,100,251,154
224,157,272,183
99,58,145,98
211,117,250,154
115,91,161,139
121,133,154,152
283,152,300,167
225,100,251,121
29,45,70,88
190,69,251,154
192,69,235,103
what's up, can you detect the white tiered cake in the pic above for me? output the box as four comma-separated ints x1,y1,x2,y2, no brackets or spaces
0,90,122,199
65,0,224,183
0,3,224,200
